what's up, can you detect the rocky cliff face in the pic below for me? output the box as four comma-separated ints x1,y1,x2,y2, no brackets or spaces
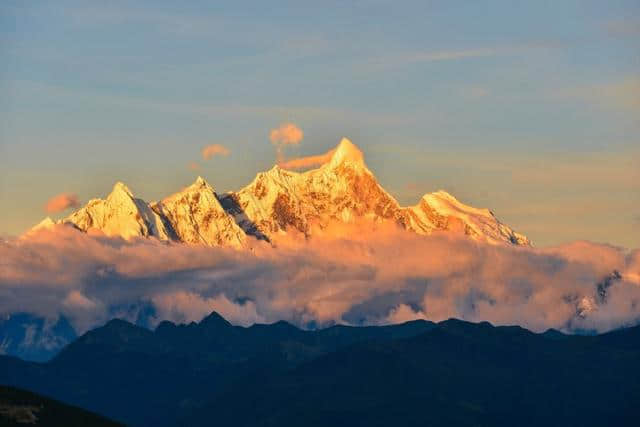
64,182,172,240
219,138,404,239
151,177,246,248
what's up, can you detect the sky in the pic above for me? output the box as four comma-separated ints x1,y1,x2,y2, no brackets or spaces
0,0,638,248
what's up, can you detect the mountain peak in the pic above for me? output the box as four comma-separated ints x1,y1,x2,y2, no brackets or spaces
191,176,214,191
421,191,493,219
199,311,232,329
109,181,134,199
328,138,365,168
33,216,56,230
155,175,246,247
409,190,530,245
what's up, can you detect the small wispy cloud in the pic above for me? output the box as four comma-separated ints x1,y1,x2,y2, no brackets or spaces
563,77,640,112
187,162,200,171
44,193,80,213
401,47,500,63
354,43,557,73
270,122,304,162
361,47,502,72
270,122,304,146
279,148,335,170
201,144,231,160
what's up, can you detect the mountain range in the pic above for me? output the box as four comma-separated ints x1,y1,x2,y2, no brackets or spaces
0,314,76,363
1,269,624,362
32,138,530,247
1,312,638,426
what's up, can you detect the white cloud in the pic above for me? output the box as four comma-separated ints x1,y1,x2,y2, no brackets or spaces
44,193,80,213
269,123,304,162
1,223,639,334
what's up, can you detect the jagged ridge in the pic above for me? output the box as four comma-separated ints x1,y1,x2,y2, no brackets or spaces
31,138,530,247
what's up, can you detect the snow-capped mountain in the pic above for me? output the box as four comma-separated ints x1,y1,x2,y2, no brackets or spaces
220,138,530,245
65,182,172,240
151,177,246,248
31,138,530,247
219,138,404,239
0,313,77,362
405,191,530,245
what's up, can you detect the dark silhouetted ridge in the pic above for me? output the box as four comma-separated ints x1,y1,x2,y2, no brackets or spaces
0,385,122,426
198,311,232,329
1,313,639,427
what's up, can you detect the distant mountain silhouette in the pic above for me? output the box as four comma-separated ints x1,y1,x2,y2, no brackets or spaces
0,313,76,362
1,313,639,426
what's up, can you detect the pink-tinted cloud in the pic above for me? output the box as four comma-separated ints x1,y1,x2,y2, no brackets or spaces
269,123,303,161
2,222,639,335
44,193,80,213
188,162,200,171
201,144,230,160
152,291,264,326
279,148,335,170
63,290,98,310
382,304,428,325
269,123,303,146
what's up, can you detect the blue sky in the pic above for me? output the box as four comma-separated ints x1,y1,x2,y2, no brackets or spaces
1,0,638,247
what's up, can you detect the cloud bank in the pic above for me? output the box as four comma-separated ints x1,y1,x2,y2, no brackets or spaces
44,193,80,213
1,223,639,335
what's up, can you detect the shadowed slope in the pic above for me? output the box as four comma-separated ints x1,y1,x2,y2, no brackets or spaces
0,313,436,426
0,385,122,426
186,319,640,427
2,313,638,426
